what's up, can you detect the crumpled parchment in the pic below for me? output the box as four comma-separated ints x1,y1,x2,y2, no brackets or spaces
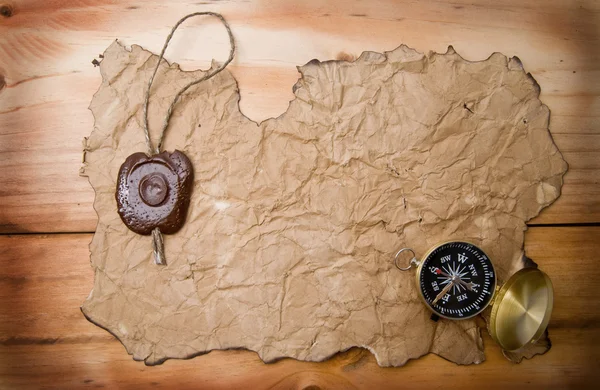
81,41,567,366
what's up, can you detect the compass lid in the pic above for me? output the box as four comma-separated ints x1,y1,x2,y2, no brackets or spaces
489,267,553,352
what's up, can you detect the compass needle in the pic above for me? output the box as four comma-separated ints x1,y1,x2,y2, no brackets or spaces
432,281,454,306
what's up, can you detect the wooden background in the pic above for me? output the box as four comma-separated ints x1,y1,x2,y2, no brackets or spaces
1,0,599,388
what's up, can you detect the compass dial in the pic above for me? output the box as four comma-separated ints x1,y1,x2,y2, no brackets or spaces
418,242,496,320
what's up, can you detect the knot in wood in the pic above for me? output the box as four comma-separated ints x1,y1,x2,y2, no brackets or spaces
0,4,13,17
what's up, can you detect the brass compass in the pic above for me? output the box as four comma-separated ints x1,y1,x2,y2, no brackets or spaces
395,241,553,351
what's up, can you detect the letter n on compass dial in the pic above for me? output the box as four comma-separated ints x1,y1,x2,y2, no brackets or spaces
418,242,497,320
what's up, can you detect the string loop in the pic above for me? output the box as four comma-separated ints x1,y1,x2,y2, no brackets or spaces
142,12,235,155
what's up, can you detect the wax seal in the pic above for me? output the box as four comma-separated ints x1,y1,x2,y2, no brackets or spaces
116,150,193,235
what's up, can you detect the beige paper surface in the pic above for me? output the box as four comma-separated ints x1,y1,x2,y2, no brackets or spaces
81,41,567,366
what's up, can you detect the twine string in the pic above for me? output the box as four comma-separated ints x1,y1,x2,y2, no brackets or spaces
152,227,166,265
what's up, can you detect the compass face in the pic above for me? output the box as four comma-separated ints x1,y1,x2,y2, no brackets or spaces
418,242,496,320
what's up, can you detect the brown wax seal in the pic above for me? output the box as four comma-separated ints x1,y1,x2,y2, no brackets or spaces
116,150,193,235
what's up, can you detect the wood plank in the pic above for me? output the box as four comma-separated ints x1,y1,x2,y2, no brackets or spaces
524,226,600,328
0,227,599,388
0,328,597,390
1,227,599,341
1,0,599,233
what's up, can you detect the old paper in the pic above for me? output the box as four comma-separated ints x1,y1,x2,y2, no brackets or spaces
81,41,567,366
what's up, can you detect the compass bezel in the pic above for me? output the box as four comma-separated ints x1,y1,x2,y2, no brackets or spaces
415,241,497,320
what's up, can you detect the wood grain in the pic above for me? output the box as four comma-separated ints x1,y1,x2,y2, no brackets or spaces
0,0,599,233
1,0,599,388
1,328,598,390
0,227,599,389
